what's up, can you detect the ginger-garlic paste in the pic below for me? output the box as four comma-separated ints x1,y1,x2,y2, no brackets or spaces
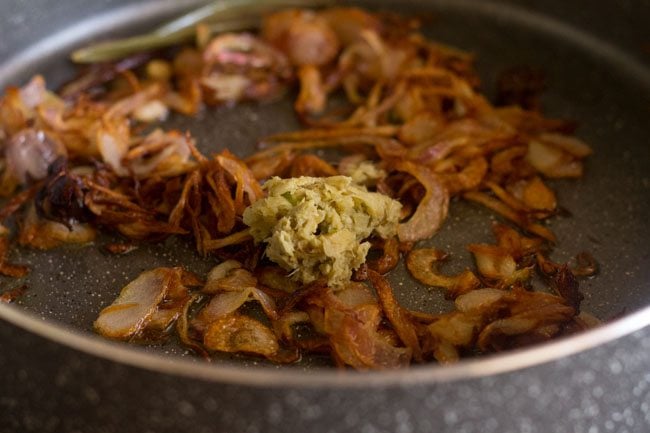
243,176,401,287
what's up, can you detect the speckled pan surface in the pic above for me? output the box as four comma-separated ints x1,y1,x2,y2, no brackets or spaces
0,0,649,432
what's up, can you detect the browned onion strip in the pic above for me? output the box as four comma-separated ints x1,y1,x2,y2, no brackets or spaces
168,170,201,228
176,292,210,360
526,139,583,178
467,244,517,280
485,181,529,213
144,276,192,336
316,294,411,369
274,310,310,339
198,290,253,324
345,81,407,127
367,237,400,275
489,145,528,178
513,176,557,212
115,219,188,240
103,84,161,119
367,269,421,361
248,135,405,166
538,132,592,158
197,261,280,326
463,190,556,242
85,180,155,215
405,248,480,298
427,312,483,363
203,267,256,294
441,156,488,195
477,302,575,352
454,288,506,313
248,148,295,180
264,125,398,142
492,223,544,261
393,161,449,243
289,154,338,177
256,266,300,294
202,229,253,252
217,151,264,209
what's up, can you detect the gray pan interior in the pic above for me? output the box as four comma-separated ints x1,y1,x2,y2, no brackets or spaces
0,0,649,369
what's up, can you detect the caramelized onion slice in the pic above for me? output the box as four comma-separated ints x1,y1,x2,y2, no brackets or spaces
477,303,575,351
196,290,253,331
427,312,483,363
398,112,446,145
203,313,280,358
94,268,176,339
463,190,556,242
176,293,210,359
274,310,312,344
506,176,556,212
197,261,279,329
19,203,96,250
203,263,255,294
96,122,129,176
467,244,517,280
216,150,264,209
334,282,376,307
492,223,544,260
526,139,583,178
145,274,191,334
289,153,338,178
455,288,506,313
538,132,592,158
323,301,411,369
428,312,482,348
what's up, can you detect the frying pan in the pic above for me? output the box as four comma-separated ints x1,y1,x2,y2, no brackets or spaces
1,0,650,432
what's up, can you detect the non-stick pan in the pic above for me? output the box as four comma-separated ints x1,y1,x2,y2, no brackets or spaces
1,0,650,432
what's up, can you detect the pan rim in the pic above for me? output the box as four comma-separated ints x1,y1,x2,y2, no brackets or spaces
1,301,649,388
1,0,650,388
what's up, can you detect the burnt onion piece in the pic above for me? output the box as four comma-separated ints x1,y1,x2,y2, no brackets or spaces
0,6,599,368
34,157,90,228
